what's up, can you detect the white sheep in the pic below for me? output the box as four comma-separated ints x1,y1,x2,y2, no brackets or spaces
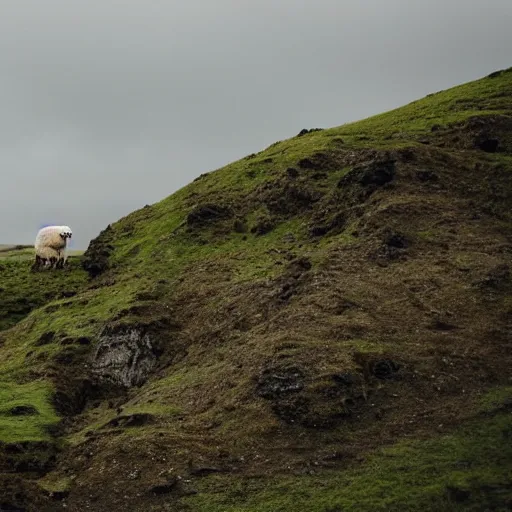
32,225,73,271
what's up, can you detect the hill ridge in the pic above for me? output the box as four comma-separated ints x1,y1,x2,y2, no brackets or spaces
1,68,511,511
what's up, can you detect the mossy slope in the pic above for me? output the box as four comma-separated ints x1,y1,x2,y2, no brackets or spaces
0,68,511,512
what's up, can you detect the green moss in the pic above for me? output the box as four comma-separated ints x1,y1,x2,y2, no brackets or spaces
68,401,183,445
478,386,512,412
184,405,512,511
0,255,87,332
0,381,59,443
38,475,72,494
324,68,512,142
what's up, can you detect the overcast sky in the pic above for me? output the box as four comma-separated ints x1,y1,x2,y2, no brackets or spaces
1,1,510,249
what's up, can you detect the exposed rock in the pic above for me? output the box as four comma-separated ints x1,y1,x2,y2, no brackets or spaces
256,364,305,399
82,224,115,278
297,128,324,137
91,328,158,388
268,372,367,428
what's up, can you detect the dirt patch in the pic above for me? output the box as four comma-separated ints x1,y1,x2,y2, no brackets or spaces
258,180,324,217
52,376,97,417
424,115,512,155
416,169,439,182
310,211,347,237
0,441,58,474
477,138,500,153
187,203,234,228
338,159,396,189
0,475,51,512
298,151,339,171
369,228,410,264
370,359,401,380
9,406,39,416
475,264,510,291
272,257,312,303
35,332,55,347
250,215,276,236
102,413,155,429
262,370,369,428
148,477,179,495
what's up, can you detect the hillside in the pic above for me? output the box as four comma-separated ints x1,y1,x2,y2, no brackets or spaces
1,68,511,512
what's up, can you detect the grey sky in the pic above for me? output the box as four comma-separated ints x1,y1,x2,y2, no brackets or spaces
1,1,510,249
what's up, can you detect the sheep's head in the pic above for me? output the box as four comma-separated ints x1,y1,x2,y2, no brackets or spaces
59,226,73,240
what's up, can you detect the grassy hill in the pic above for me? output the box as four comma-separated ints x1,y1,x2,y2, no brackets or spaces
0,246,86,332
1,68,511,512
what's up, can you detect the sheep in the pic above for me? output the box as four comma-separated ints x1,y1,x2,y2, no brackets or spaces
35,225,73,270
32,225,73,271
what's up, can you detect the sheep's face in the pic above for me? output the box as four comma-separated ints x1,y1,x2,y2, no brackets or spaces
60,231,72,240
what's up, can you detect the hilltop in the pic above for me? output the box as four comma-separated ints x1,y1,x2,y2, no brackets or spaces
1,68,511,512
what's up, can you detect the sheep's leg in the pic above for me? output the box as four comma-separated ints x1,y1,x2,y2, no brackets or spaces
36,255,47,271
54,249,64,269
31,255,41,272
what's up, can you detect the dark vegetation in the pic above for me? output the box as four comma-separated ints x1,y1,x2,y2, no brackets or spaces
0,68,511,511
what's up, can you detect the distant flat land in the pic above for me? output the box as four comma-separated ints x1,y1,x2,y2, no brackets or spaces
0,244,83,260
